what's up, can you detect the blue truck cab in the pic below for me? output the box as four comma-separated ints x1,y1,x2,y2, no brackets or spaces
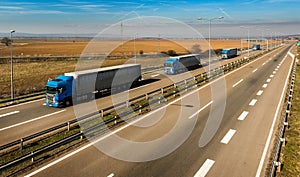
164,57,178,75
46,75,73,107
252,44,261,50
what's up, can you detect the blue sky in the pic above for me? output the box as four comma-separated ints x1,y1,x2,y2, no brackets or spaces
0,0,299,37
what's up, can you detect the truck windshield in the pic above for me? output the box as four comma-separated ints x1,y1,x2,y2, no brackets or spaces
165,63,173,67
46,87,57,94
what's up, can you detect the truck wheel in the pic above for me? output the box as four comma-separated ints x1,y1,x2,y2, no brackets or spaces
65,100,72,107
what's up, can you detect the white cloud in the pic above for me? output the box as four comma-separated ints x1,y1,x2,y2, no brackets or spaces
0,6,24,10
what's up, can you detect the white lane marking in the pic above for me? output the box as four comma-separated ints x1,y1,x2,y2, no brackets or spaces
232,79,244,88
189,101,213,119
194,159,215,177
0,111,20,118
277,66,280,69
42,103,46,106
275,68,278,71
107,173,114,177
0,110,66,132
270,75,274,78
252,68,258,73
262,62,266,66
221,129,236,144
257,90,264,96
273,71,276,74
0,98,45,111
263,84,268,88
249,99,257,106
266,79,271,83
151,74,160,78
25,47,283,177
238,111,249,121
256,46,294,177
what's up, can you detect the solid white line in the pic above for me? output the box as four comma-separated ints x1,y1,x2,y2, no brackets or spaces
221,129,236,144
252,68,258,73
249,99,257,106
107,173,114,177
257,90,264,96
188,101,213,119
255,46,293,177
238,111,249,121
0,98,45,111
0,111,20,118
26,46,283,177
266,79,271,83
194,159,215,177
262,84,268,88
0,110,65,132
270,75,274,78
232,79,244,88
151,74,160,78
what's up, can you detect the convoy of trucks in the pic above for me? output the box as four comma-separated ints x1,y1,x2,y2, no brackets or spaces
45,41,265,107
221,48,238,59
46,64,142,107
164,54,201,75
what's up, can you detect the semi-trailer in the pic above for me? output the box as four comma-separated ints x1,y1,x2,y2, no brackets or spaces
252,44,261,50
221,48,237,59
45,64,142,108
164,54,201,75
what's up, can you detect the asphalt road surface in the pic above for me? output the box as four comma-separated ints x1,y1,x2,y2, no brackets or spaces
21,43,296,177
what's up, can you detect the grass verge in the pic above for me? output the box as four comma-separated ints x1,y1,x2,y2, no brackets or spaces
276,46,300,177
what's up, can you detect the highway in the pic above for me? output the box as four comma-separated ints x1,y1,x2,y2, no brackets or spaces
21,43,296,177
0,49,264,146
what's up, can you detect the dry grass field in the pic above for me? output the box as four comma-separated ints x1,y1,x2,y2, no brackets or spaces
0,38,271,57
0,38,272,99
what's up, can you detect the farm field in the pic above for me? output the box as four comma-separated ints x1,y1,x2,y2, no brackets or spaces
0,38,274,99
0,38,272,57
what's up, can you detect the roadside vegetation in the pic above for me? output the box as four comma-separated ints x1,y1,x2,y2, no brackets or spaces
276,45,300,177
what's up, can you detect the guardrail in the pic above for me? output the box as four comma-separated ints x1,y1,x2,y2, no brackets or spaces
269,52,297,176
0,91,45,105
0,46,283,173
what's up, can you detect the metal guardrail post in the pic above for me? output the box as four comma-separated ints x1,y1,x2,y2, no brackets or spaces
31,152,34,162
67,122,70,132
20,138,23,150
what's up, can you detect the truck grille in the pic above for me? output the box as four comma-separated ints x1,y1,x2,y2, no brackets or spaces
47,94,54,104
